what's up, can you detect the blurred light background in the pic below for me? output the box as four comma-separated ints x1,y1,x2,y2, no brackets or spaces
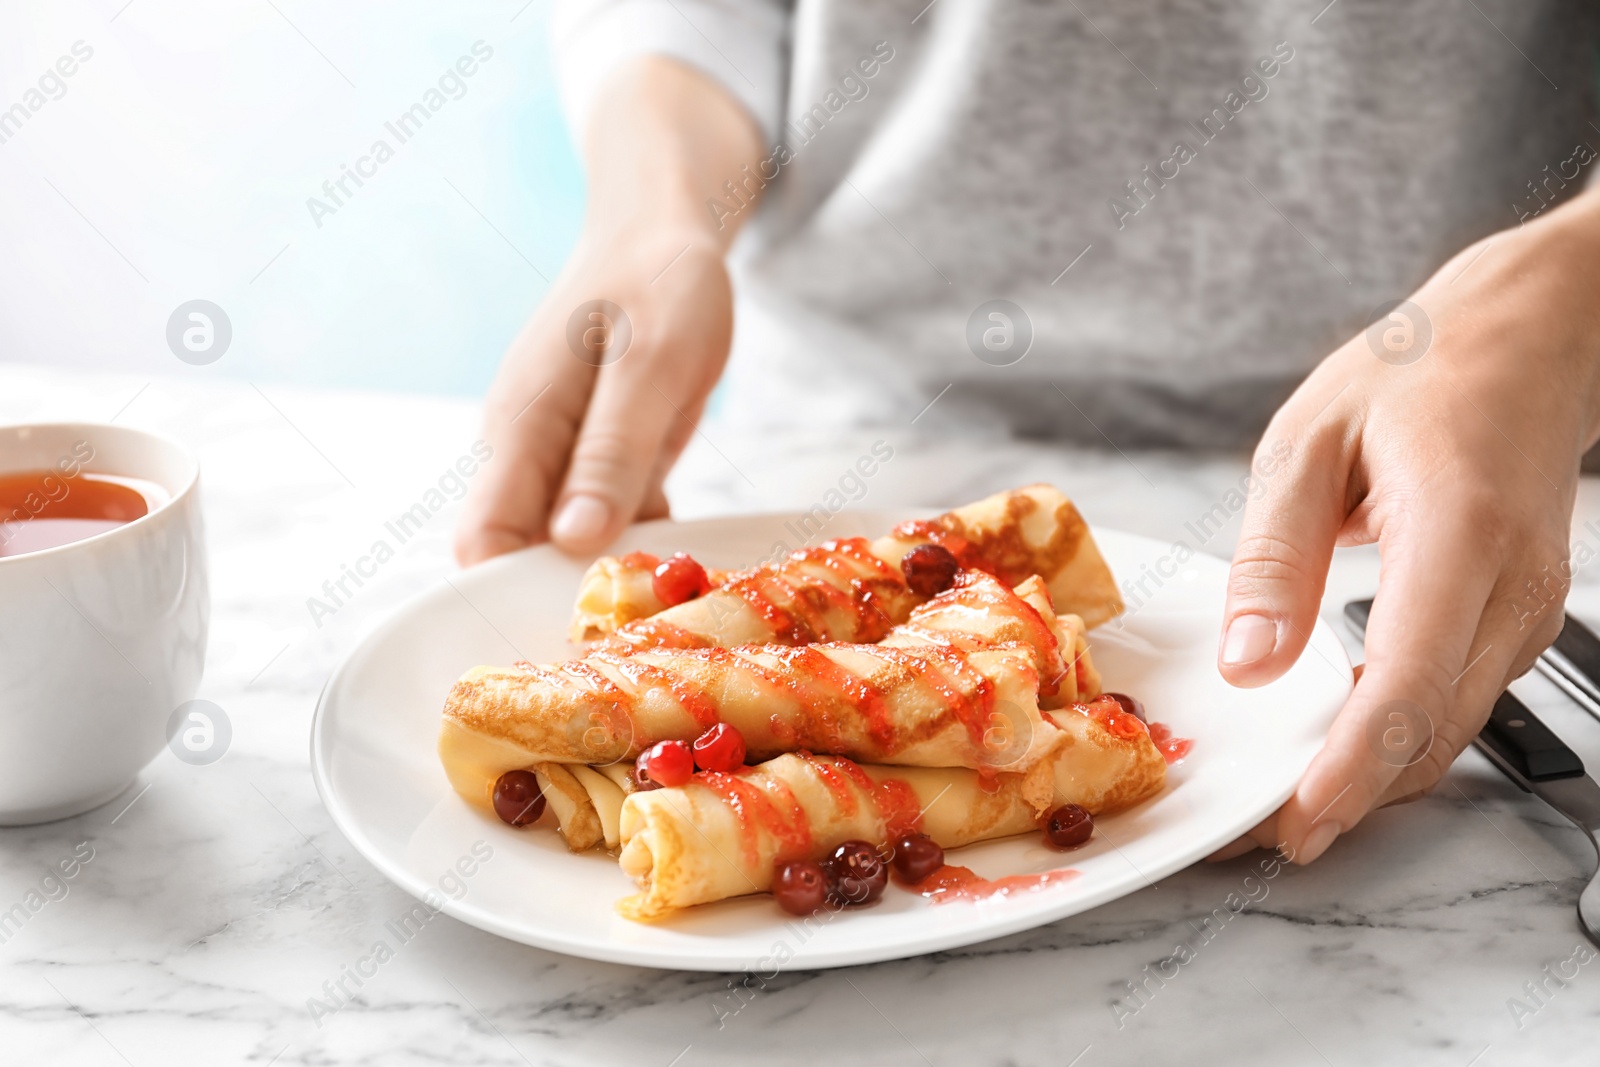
0,0,582,396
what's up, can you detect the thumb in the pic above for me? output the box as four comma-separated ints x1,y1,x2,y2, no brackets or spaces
1219,436,1345,687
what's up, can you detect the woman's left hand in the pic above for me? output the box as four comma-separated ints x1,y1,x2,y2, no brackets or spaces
1211,191,1600,864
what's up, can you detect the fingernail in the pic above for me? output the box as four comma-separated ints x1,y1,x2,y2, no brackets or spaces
1299,820,1341,864
1222,613,1277,667
551,494,611,546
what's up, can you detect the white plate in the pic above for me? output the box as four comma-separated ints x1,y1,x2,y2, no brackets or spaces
311,512,1352,971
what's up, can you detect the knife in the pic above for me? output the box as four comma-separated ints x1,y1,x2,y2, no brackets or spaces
1344,598,1600,947
1536,612,1600,723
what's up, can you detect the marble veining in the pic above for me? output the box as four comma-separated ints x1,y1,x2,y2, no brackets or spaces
2,366,1599,1065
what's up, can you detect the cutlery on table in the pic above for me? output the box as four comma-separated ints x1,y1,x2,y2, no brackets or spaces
1536,611,1600,723
1343,598,1600,948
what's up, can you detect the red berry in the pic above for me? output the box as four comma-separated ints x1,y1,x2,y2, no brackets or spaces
1102,692,1146,722
773,860,830,915
492,770,546,827
652,553,712,607
1044,804,1093,849
827,840,889,905
640,740,693,788
901,543,960,597
692,723,747,772
633,750,662,791
890,833,945,884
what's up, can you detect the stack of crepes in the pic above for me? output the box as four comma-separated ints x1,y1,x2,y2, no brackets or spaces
438,484,1167,920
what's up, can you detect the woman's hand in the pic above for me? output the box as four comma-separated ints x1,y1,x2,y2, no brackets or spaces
454,231,733,563
1213,191,1600,864
455,57,762,565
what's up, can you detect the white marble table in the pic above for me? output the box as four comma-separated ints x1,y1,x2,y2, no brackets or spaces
4,364,1600,1066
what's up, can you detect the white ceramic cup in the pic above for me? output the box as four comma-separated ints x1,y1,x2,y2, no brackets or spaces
0,423,208,824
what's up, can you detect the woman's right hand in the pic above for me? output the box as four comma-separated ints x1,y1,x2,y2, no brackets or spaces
454,229,734,564
454,56,763,566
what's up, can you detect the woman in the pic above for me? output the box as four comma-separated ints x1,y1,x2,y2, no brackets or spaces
455,0,1600,866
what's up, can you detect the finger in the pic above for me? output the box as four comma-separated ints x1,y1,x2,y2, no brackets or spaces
549,256,731,551
549,349,709,552
638,478,671,521
1372,581,1564,805
1276,519,1497,863
1205,833,1265,863
454,342,594,566
1204,808,1284,862
635,388,704,523
1219,429,1347,687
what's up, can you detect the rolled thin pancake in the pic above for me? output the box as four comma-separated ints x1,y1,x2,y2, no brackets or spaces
614,700,1166,920
440,572,1094,813
569,552,729,643
570,483,1124,648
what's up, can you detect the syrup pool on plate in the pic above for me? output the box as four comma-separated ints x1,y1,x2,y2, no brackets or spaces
0,470,166,558
918,865,1080,904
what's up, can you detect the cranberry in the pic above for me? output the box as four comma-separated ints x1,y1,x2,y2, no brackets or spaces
900,543,961,597
639,740,694,788
652,553,712,607
692,723,747,772
827,840,889,906
1044,804,1094,849
890,833,945,884
773,860,830,916
633,750,662,791
1102,691,1146,722
492,770,546,827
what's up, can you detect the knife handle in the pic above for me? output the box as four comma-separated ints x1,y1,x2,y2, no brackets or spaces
1478,690,1586,784
1343,598,1586,786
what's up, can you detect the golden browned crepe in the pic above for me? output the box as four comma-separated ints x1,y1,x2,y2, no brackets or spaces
440,572,1092,814
876,483,1124,630
569,484,1124,648
569,553,729,642
615,703,1166,920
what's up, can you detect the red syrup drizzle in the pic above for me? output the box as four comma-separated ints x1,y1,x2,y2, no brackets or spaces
986,575,1061,669
769,640,1006,763
558,658,639,754
588,649,720,731
719,538,906,645
794,753,925,838
818,539,905,642
1075,694,1151,743
1075,695,1191,764
779,753,1079,911
602,619,712,652
1073,652,1091,697
890,520,976,571
911,571,1061,693
1146,722,1193,764
773,645,896,749
695,769,812,868
793,751,861,818
873,778,926,838
917,865,1080,904
885,643,998,755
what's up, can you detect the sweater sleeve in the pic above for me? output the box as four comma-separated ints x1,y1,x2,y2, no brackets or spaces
551,0,790,146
